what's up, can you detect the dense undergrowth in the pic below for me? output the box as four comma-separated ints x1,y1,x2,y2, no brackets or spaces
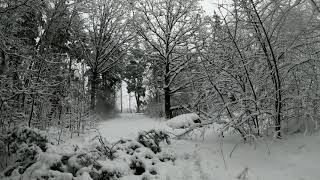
0,126,174,180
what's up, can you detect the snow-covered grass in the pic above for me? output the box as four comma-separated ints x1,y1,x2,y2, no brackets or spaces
92,113,320,180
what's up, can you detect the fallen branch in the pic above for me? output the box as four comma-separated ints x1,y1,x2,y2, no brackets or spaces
236,167,249,179
175,121,216,139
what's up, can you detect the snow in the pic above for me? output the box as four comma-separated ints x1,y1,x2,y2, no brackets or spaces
94,113,320,180
166,113,200,129
97,113,169,142
97,159,131,176
73,172,93,180
19,153,72,180
5,113,320,180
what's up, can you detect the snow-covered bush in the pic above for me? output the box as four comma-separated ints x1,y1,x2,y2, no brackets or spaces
1,128,175,180
3,126,48,153
166,113,201,129
137,129,171,153
90,135,174,179
94,135,119,160
1,126,50,177
130,155,146,175
89,159,127,180
157,151,176,162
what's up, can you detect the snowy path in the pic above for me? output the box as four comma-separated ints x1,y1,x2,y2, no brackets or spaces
97,113,169,142
70,113,320,180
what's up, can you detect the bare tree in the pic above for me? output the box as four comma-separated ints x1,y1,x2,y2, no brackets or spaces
132,0,203,118
80,0,133,109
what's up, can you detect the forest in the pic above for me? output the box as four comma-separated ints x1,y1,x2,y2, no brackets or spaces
0,0,320,179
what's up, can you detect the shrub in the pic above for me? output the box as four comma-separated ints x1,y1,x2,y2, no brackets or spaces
137,130,171,153
1,128,175,180
2,126,49,177
4,126,48,154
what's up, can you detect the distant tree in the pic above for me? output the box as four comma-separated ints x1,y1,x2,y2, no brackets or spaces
79,0,134,110
132,0,203,118
123,48,146,113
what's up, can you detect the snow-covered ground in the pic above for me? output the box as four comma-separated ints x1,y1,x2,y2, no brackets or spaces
97,113,168,142
66,113,320,180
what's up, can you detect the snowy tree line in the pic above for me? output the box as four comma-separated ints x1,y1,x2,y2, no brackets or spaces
0,0,320,155
138,0,320,140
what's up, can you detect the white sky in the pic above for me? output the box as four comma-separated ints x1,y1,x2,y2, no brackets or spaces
201,0,218,15
201,0,231,16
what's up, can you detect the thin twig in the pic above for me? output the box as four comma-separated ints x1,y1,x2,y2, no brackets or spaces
0,0,29,14
219,137,227,170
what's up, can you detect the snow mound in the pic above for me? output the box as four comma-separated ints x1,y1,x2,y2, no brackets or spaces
167,113,200,129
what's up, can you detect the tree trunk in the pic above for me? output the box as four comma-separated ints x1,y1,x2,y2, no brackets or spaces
68,57,72,92
28,97,35,127
164,86,172,119
120,82,123,113
135,93,141,113
164,59,172,119
28,60,44,127
91,71,98,110
247,0,282,138
275,91,282,137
